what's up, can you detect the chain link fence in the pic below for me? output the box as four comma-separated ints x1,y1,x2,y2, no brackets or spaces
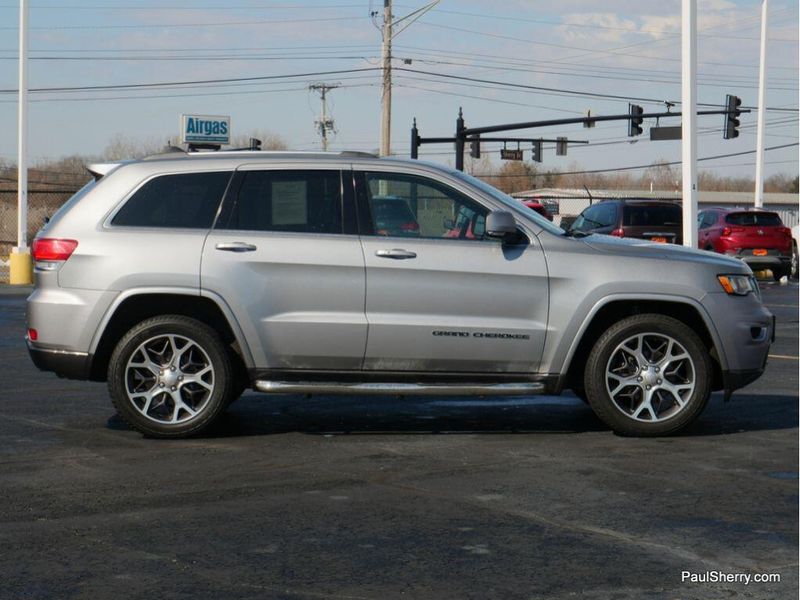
0,189,79,283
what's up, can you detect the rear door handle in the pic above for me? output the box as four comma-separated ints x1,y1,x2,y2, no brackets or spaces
215,241,257,252
375,248,417,260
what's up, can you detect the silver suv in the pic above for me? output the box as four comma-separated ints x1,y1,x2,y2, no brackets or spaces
26,151,774,438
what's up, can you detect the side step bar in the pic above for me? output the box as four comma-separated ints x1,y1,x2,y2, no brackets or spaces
254,381,546,396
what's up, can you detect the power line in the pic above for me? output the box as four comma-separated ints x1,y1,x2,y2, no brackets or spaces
416,4,799,42
0,67,382,94
470,143,799,178
0,15,369,31
393,68,799,111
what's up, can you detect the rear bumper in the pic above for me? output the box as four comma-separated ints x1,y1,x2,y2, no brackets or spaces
27,342,92,380
740,255,791,270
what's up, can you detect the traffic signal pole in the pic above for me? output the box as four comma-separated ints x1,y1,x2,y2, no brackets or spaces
411,106,746,168
681,0,698,249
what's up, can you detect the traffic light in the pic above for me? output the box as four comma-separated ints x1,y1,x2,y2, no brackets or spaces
531,140,542,163
556,137,567,156
724,94,741,139
470,137,480,159
628,104,644,136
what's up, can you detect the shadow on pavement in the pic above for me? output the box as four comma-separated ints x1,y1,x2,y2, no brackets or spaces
106,392,798,438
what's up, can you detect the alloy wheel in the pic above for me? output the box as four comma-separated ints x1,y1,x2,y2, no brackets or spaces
124,334,215,424
605,333,696,423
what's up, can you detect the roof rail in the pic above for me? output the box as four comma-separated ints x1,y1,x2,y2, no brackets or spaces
338,150,378,158
138,148,381,161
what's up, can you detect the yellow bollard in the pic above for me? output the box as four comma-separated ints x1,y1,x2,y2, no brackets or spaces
9,249,33,285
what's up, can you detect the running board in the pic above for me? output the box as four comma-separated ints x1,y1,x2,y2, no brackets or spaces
254,381,546,396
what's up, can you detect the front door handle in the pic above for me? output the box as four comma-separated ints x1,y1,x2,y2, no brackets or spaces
375,248,417,260
215,242,257,252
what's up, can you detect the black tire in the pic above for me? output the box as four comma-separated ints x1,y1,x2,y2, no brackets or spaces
772,267,788,282
584,314,712,437
571,387,589,404
108,315,236,438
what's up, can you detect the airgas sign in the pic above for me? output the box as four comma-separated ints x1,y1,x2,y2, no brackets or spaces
180,114,230,145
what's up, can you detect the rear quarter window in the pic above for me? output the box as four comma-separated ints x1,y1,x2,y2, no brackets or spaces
725,212,783,227
623,205,681,226
111,171,231,228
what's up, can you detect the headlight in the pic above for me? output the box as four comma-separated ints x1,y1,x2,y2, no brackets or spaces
717,274,759,297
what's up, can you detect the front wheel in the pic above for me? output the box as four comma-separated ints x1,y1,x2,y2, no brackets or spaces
584,314,712,436
108,315,236,438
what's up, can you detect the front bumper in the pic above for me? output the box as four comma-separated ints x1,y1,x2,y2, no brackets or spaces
702,292,773,399
27,342,92,380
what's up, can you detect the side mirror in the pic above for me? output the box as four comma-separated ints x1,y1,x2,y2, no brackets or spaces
485,211,517,240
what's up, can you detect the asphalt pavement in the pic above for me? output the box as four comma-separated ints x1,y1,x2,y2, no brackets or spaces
0,282,797,600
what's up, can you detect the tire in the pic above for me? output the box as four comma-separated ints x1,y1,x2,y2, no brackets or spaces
584,314,712,436
107,315,236,438
772,267,788,282
571,387,589,404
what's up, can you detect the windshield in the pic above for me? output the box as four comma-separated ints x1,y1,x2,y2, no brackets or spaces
449,170,565,235
725,212,782,227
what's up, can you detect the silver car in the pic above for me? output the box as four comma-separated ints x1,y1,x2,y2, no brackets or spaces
26,151,774,438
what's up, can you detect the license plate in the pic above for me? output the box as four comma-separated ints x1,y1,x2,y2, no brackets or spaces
650,236,667,243
753,248,767,256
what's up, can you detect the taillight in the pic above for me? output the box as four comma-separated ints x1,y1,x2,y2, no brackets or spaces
400,222,419,231
27,328,38,341
31,238,78,261
721,226,745,236
610,228,624,237
780,227,792,238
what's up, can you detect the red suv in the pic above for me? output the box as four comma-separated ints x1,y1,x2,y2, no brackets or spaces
521,199,554,221
698,208,793,280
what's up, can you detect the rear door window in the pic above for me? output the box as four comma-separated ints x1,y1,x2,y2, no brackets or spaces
222,170,343,234
112,171,231,228
725,212,783,227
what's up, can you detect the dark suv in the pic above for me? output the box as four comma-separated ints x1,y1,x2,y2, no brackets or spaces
570,199,683,244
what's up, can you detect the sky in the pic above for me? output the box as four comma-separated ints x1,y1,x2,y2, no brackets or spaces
0,0,797,182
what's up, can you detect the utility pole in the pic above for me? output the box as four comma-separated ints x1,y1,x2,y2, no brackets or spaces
10,0,31,285
380,0,392,157
681,0,698,249
309,83,339,151
376,0,440,157
754,0,768,208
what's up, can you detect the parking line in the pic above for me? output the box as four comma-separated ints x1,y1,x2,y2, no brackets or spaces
765,304,799,308
768,354,799,360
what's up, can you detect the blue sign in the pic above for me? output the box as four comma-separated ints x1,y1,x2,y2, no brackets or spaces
180,114,230,144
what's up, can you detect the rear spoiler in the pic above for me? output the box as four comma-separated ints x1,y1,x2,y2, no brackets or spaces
86,162,122,181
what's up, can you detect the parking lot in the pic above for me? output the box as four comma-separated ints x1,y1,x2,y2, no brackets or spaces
0,282,797,599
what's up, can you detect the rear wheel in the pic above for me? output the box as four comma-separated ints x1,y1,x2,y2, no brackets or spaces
584,314,712,436
108,315,236,438
772,266,788,282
